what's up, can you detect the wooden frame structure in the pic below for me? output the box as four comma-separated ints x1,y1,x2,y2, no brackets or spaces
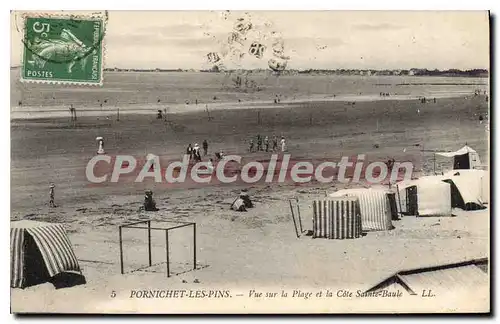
118,220,196,277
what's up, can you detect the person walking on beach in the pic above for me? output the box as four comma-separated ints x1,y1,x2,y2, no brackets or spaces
186,144,193,160
280,136,287,152
69,104,77,122
203,140,209,156
257,135,262,151
386,158,395,172
264,136,269,152
193,143,201,162
49,183,56,208
272,135,278,151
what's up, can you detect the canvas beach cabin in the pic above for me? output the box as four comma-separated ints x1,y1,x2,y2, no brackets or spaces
440,170,487,210
10,220,84,289
328,188,395,231
396,177,452,217
435,145,484,170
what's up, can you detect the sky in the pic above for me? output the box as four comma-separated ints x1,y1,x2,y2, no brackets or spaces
10,10,490,70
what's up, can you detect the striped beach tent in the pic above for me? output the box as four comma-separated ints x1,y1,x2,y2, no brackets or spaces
11,220,81,289
329,188,394,231
312,197,362,239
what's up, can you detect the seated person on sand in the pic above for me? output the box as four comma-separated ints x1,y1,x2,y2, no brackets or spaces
215,150,225,161
144,190,159,211
239,189,253,208
231,197,247,212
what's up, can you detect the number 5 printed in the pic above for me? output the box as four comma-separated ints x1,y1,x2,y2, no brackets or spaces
33,21,50,38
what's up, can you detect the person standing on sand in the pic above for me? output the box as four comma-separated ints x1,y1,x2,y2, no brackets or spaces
186,144,193,161
264,136,269,152
69,104,77,121
280,136,287,152
203,140,208,156
49,183,56,207
272,135,278,151
386,158,395,172
193,143,201,162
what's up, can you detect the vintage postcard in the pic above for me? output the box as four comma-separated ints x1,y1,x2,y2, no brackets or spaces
10,10,490,314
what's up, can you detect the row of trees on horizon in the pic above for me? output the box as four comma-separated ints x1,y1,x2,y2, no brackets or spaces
10,66,488,77
100,67,488,77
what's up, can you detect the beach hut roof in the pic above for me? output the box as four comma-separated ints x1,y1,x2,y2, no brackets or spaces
436,145,477,157
365,258,488,295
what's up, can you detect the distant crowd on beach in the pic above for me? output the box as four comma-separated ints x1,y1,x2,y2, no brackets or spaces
418,97,437,104
185,140,225,164
249,135,287,153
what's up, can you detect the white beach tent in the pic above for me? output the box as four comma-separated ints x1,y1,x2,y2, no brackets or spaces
436,145,482,170
443,169,489,204
329,188,394,231
396,177,452,217
439,170,487,210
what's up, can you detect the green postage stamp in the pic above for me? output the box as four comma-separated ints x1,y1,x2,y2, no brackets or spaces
21,14,105,85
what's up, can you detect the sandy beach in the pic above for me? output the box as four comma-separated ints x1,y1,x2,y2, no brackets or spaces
10,72,490,312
